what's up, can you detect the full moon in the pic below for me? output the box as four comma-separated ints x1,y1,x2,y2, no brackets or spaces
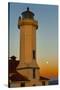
46,61,48,64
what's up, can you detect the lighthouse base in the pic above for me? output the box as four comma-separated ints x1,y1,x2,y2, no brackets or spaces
16,60,41,86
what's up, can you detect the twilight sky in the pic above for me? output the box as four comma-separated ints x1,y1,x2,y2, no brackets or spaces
9,3,58,80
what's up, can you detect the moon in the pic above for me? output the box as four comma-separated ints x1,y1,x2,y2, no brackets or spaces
46,61,48,64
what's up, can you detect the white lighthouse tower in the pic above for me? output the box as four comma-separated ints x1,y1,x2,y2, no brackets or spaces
17,7,40,86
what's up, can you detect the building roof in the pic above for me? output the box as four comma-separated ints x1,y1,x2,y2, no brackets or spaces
9,57,29,82
40,76,50,80
9,71,29,81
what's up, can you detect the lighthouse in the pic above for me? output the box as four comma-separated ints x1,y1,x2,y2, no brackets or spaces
17,7,40,86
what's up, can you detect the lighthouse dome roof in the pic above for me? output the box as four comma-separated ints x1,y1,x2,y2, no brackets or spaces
21,7,34,19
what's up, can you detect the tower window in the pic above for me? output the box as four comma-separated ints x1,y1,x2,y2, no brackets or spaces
33,68,35,78
21,82,25,87
42,81,45,85
32,84,36,86
33,50,36,59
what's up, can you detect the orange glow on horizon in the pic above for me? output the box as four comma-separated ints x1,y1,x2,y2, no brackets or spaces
37,57,58,79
